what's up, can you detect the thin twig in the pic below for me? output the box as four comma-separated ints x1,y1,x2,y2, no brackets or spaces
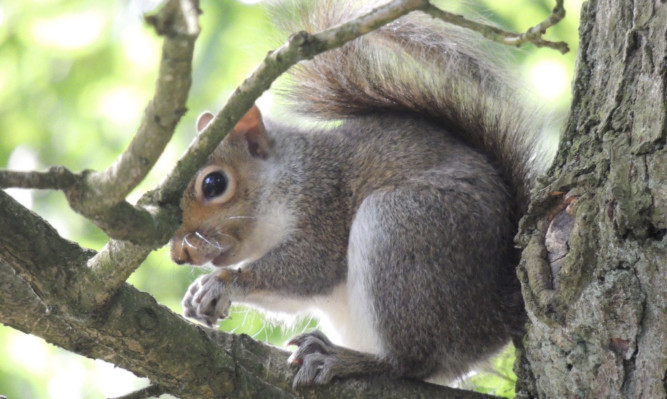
84,0,200,208
0,0,200,245
152,0,430,206
423,0,569,53
0,166,78,190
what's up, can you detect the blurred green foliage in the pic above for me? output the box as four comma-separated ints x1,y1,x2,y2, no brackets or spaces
0,0,581,397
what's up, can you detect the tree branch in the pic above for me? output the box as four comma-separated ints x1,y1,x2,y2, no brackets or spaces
149,0,431,207
423,0,568,53
93,0,433,302
82,0,200,208
0,166,78,190
0,0,434,312
0,189,498,399
0,169,179,246
109,384,166,399
0,0,198,244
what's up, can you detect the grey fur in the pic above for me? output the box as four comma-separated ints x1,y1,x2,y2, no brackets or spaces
173,0,551,389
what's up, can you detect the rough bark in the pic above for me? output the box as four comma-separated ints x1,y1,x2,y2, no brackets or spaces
0,190,494,399
516,1,666,398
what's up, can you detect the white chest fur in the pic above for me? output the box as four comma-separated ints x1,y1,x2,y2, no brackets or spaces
241,282,384,356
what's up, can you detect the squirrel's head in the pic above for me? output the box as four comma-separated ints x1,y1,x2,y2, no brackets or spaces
171,105,274,267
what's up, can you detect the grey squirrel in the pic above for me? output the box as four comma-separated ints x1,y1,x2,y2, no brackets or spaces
170,0,551,388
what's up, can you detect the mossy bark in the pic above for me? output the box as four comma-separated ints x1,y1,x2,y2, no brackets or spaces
516,1,666,398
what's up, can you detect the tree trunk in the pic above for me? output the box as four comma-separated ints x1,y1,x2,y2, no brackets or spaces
516,1,666,398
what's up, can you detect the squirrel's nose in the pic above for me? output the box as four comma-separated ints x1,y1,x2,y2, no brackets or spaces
170,236,192,265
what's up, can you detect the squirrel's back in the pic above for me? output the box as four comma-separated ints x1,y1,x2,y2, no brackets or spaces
272,0,550,220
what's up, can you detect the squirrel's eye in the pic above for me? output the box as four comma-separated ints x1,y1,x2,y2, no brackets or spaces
201,172,228,199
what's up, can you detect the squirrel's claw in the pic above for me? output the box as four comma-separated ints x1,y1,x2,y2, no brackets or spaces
287,330,342,388
182,273,231,327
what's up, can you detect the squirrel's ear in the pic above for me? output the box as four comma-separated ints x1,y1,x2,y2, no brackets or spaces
196,111,214,134
231,105,270,159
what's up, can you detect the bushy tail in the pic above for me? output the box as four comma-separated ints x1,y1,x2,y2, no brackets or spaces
272,0,551,218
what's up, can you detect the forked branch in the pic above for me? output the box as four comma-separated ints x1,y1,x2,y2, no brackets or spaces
424,0,568,53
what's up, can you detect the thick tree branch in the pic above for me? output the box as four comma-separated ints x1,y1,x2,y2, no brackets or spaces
0,189,497,399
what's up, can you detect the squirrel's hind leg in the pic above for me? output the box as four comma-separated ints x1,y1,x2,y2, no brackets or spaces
345,182,511,381
288,186,452,387
289,178,512,386
287,330,392,388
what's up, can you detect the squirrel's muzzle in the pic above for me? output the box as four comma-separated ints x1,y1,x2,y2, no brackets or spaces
170,231,233,266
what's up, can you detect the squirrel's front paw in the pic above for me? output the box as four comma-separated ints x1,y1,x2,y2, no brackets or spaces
287,330,345,388
182,272,231,327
